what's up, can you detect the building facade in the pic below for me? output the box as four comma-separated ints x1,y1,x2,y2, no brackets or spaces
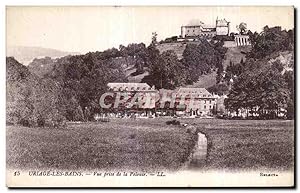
175,88,218,116
105,83,218,117
181,18,230,38
234,34,251,46
106,83,157,116
216,18,230,36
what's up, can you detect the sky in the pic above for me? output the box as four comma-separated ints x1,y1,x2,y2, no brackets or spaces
6,6,294,54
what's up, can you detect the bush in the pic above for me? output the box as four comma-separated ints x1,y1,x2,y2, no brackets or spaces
213,35,234,41
166,120,180,125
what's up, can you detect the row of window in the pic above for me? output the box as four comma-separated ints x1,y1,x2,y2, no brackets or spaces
203,105,213,109
204,100,213,104
185,32,215,37
110,87,152,91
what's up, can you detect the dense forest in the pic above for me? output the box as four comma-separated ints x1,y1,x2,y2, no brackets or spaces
142,39,227,88
7,57,66,127
224,26,294,119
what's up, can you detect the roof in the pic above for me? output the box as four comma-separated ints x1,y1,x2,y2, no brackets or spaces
202,24,216,29
182,24,216,29
185,20,205,27
182,25,202,28
234,34,250,38
176,88,216,98
107,82,155,92
216,18,230,26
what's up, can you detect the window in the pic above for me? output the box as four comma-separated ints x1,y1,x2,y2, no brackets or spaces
204,100,206,104
210,105,212,109
204,105,206,109
209,100,212,104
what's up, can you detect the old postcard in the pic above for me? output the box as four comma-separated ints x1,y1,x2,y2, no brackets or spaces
6,6,295,187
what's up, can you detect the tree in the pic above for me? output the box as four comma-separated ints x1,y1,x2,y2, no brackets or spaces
207,83,229,96
182,39,227,84
142,50,186,89
237,22,247,35
151,32,158,45
119,43,150,74
225,59,290,119
247,26,294,59
284,70,294,119
160,50,186,89
216,65,223,84
45,48,128,121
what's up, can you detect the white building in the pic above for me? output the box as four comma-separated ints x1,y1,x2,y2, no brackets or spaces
175,88,218,116
234,34,251,46
180,18,230,38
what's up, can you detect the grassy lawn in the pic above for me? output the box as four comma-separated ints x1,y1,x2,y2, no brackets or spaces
6,119,196,171
6,118,294,171
189,119,294,171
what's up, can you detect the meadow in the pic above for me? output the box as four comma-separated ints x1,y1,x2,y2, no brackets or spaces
190,119,294,171
6,118,196,171
7,118,294,171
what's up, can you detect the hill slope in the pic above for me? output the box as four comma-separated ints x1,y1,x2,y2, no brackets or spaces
223,46,251,68
27,43,251,90
6,57,65,127
156,42,187,59
185,71,217,89
187,46,251,89
156,42,201,59
28,57,58,78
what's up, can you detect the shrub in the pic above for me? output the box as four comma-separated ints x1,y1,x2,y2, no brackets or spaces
166,120,180,125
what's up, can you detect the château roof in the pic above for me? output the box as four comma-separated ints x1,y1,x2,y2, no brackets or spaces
183,18,229,28
216,18,230,26
185,20,205,26
202,24,216,29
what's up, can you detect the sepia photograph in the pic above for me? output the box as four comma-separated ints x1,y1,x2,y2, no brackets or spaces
5,6,295,187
